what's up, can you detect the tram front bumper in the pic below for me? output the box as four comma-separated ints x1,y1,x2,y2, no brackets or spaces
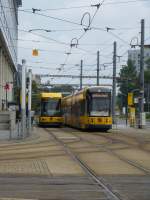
39,117,63,125
87,117,112,130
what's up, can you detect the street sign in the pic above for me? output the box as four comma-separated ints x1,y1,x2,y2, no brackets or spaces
4,83,10,91
129,106,136,127
128,93,133,106
134,98,138,104
134,97,146,104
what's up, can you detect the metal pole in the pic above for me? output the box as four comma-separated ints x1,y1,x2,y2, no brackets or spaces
112,41,117,124
6,89,7,110
139,19,145,128
148,84,150,112
0,48,2,110
97,51,100,86
21,59,26,138
28,69,32,134
80,60,83,90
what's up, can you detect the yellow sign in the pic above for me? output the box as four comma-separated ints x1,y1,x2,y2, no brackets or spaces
32,49,39,56
128,93,133,106
41,92,62,98
129,106,136,127
129,107,135,115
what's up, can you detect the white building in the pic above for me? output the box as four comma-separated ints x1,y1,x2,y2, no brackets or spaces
0,0,22,110
128,45,150,73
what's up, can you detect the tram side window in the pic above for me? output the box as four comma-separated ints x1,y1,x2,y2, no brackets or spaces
72,101,79,117
69,105,72,116
80,100,85,116
74,102,79,116
71,103,75,116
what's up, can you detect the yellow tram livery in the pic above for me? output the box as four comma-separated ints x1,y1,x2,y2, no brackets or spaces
39,92,63,126
62,87,112,131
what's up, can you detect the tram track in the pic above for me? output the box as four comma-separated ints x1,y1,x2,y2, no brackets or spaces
0,127,149,199
58,127,150,175
46,128,123,200
62,127,150,152
92,131,150,153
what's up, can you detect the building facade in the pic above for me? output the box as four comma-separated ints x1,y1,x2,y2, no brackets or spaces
128,45,150,73
0,0,22,110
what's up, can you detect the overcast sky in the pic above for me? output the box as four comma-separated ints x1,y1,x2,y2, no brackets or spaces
18,0,150,85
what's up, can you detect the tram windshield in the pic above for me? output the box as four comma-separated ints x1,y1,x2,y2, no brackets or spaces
41,99,61,116
90,94,110,116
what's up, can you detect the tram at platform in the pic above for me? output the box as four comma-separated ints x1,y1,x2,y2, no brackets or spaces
38,92,63,126
62,87,112,131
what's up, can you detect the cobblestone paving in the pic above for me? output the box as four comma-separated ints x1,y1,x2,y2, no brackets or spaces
0,127,84,176
0,159,50,176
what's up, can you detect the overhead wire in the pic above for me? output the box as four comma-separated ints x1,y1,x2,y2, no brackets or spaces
2,0,149,13
59,0,108,75
1,2,147,83
56,1,106,74
78,1,106,41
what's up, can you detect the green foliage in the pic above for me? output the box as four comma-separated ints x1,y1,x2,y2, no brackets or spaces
14,86,20,105
144,70,150,84
117,60,138,108
118,59,138,94
32,80,41,112
144,58,150,84
146,113,150,120
32,80,38,92
118,58,150,111
145,58,150,70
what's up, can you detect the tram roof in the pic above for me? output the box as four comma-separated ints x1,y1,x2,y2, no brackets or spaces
41,92,62,98
86,86,111,93
62,86,111,101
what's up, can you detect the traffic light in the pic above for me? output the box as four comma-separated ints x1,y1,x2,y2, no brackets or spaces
32,49,39,56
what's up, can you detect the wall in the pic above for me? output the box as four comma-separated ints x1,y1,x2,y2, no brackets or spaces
0,0,20,110
128,47,150,73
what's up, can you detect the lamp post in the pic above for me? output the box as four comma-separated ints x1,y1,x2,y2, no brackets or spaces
21,59,26,138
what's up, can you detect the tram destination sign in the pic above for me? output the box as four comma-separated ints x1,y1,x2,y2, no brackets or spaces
92,93,109,98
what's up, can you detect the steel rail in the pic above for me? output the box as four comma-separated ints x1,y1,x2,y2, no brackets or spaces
60,127,150,175
46,128,123,200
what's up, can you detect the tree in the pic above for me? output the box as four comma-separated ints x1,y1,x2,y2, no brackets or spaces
117,59,138,109
145,57,150,70
144,58,150,112
145,58,150,84
32,80,41,113
118,59,138,94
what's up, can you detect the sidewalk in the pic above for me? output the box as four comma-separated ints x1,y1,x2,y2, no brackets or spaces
0,123,20,141
112,123,150,140
114,118,150,133
0,127,84,177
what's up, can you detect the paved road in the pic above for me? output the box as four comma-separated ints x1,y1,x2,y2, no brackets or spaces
0,127,149,200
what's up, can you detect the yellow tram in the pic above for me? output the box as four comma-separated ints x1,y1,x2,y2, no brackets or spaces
39,92,63,126
62,87,112,131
